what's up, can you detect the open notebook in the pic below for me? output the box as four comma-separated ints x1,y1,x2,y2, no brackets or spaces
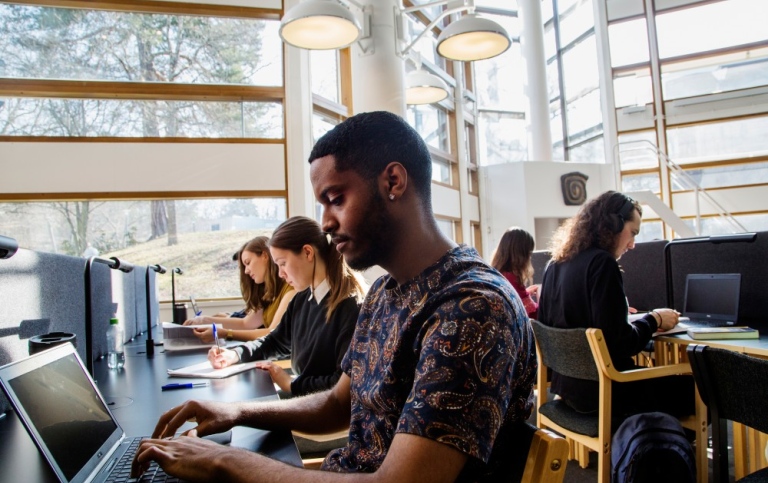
0,343,183,482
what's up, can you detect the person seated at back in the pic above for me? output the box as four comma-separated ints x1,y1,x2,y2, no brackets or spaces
492,226,540,319
184,236,296,343
132,111,536,483
537,190,695,420
208,216,365,397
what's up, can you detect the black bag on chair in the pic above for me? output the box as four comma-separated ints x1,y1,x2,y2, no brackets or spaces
611,412,695,483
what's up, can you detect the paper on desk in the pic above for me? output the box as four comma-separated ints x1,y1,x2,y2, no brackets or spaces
167,360,261,379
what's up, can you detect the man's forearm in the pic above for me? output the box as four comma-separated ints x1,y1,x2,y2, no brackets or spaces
235,389,350,435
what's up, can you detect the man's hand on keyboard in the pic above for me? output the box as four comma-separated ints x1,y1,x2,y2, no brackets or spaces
152,400,241,439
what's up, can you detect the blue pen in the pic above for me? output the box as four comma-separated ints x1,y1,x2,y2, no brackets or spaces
162,382,208,391
212,323,221,351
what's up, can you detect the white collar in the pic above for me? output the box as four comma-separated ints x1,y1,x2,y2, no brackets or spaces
310,278,330,303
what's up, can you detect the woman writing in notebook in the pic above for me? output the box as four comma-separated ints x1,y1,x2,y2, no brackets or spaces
491,227,539,319
537,190,694,420
208,216,365,397
184,236,296,343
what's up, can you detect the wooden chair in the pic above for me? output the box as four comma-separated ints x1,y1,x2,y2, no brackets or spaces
301,421,569,482
531,320,707,483
688,344,768,483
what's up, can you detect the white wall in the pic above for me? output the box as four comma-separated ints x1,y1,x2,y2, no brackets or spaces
479,160,616,259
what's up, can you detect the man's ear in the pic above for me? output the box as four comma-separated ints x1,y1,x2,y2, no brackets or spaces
382,162,407,200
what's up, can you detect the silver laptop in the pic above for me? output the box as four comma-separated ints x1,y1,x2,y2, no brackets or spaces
0,343,167,483
680,273,741,328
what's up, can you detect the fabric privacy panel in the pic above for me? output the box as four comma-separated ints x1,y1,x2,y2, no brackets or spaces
86,261,117,363
0,249,87,413
666,231,768,325
620,239,668,312
531,250,552,285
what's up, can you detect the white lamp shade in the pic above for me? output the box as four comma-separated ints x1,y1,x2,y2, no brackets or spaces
436,14,511,62
405,70,450,105
280,0,361,50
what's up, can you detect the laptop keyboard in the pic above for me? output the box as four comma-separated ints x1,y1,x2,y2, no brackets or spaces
106,437,182,483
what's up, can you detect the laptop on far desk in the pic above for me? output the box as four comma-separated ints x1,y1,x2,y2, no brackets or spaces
679,273,741,328
0,343,181,483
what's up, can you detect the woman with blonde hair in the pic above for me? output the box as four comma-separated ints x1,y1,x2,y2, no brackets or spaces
492,227,539,318
184,236,296,342
209,216,365,397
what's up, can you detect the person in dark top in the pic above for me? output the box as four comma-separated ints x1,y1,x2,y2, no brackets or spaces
208,216,365,397
537,190,695,419
492,226,539,318
132,111,535,483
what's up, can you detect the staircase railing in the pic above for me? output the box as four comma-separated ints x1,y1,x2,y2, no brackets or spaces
614,140,747,235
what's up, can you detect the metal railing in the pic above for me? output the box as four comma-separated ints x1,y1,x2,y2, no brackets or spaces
614,140,747,236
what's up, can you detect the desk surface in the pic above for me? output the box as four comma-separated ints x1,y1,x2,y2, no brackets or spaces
0,332,302,482
655,331,768,358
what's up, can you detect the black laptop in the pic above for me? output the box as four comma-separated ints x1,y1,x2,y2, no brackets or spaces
679,273,741,328
0,343,174,482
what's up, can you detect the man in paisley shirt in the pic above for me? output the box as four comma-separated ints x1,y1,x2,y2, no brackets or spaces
132,111,537,483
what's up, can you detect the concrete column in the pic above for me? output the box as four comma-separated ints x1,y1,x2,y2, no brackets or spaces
351,0,406,116
519,0,553,161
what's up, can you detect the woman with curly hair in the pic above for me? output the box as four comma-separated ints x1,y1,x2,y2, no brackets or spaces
537,190,694,421
492,227,539,318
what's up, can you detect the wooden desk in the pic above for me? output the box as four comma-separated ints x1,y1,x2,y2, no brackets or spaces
655,332,768,479
0,333,302,482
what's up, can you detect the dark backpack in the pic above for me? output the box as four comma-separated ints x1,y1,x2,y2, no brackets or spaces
611,411,696,483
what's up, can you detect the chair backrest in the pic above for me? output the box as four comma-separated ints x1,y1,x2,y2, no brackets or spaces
531,319,599,381
688,344,768,434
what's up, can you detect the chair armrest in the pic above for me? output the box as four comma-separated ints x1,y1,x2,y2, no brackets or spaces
586,329,692,382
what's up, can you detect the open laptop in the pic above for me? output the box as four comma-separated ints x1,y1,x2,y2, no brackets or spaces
679,273,741,328
0,343,174,482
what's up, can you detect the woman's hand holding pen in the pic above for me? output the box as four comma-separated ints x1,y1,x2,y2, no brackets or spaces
207,346,238,369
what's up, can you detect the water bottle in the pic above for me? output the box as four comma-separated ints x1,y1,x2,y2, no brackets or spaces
106,317,125,369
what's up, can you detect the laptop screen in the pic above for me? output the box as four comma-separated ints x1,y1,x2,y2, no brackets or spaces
0,344,123,482
683,273,741,322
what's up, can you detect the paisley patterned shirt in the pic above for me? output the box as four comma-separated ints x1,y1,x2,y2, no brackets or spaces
322,245,536,481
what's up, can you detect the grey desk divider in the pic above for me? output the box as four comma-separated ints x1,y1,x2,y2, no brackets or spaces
619,239,668,312
531,250,552,285
0,248,87,414
665,232,765,326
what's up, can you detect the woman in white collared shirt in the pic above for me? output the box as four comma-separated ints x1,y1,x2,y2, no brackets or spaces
208,216,366,397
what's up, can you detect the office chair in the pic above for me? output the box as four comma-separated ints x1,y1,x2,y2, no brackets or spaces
301,421,569,483
531,320,707,483
688,344,768,483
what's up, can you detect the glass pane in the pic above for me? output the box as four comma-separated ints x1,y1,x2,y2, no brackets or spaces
406,14,445,70
618,130,659,169
541,0,554,23
476,0,519,10
561,34,599,101
0,4,282,86
621,173,660,192
312,112,339,143
667,115,768,163
608,18,649,67
311,50,340,103
478,111,527,165
544,22,557,60
679,161,768,190
407,104,450,152
0,198,287,300
432,158,451,184
550,100,564,144
436,218,455,241
546,59,561,102
568,135,604,163
661,47,768,100
558,0,594,47
683,215,764,237
656,0,768,59
613,68,653,108
0,98,283,138
475,44,525,111
564,89,603,143
637,220,663,242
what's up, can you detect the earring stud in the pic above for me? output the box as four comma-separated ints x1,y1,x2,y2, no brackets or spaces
388,193,395,201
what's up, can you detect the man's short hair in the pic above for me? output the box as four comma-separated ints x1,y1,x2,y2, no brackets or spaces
308,111,433,204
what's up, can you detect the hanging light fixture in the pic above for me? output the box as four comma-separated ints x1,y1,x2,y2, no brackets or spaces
405,70,450,105
280,0,361,50
436,13,510,62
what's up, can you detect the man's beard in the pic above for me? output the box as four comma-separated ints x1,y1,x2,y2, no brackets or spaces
344,190,395,271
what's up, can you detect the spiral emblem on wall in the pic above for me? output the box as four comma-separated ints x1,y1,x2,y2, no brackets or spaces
560,171,589,206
